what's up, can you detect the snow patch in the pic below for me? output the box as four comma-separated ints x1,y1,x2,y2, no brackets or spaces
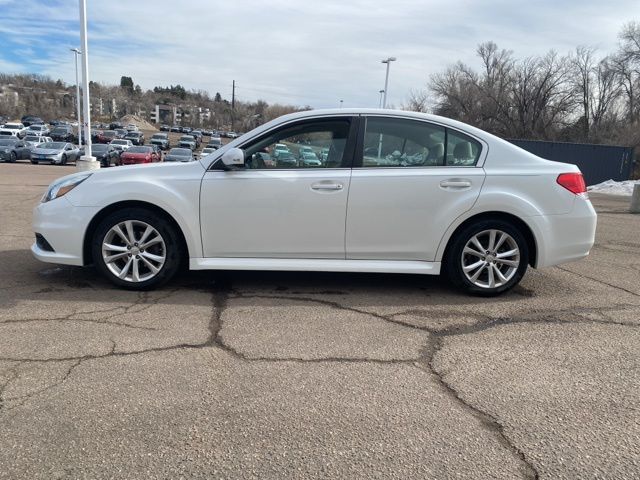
587,179,640,196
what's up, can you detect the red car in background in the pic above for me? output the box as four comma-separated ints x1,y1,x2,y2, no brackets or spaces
95,130,118,144
119,146,160,165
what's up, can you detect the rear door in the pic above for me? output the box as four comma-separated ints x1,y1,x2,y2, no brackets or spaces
346,115,486,261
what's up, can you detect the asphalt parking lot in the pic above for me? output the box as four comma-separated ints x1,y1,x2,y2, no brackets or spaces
0,163,638,479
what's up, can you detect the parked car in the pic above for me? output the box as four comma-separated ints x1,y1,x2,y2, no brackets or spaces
170,125,182,133
182,127,193,134
109,139,133,153
120,146,160,165
31,109,597,294
49,126,75,143
0,122,27,138
159,124,170,132
91,143,121,168
149,144,163,160
26,124,50,136
202,129,213,137
227,131,239,139
30,141,80,165
150,133,170,150
114,128,128,139
200,147,218,157
299,150,321,167
21,115,44,127
178,135,197,151
109,122,124,130
24,135,53,150
190,130,203,145
164,147,194,162
207,137,222,149
124,131,145,146
126,124,139,132
0,138,32,162
95,130,118,144
275,151,297,168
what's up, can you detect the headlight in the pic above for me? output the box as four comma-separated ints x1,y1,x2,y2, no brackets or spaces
42,173,92,203
1,148,9,153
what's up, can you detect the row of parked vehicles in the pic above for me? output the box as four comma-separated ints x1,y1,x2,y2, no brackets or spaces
0,135,224,167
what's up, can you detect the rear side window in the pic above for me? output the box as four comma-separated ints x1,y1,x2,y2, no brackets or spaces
360,117,481,167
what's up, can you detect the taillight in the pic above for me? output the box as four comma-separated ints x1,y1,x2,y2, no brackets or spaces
557,173,586,195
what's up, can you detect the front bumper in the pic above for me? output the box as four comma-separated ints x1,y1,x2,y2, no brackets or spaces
31,153,63,164
31,197,101,266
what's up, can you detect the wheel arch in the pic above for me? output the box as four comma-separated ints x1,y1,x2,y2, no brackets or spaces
438,211,538,268
82,200,190,266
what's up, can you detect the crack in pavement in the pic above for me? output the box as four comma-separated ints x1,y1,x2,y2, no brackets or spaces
556,265,640,297
2,281,639,478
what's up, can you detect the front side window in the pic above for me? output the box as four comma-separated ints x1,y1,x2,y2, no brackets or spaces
242,118,352,169
361,117,481,167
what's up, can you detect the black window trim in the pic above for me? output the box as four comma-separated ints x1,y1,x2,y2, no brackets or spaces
353,115,484,169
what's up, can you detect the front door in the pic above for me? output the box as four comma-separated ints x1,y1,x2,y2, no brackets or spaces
200,117,356,258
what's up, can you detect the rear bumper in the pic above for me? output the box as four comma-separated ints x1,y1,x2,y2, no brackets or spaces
533,195,597,268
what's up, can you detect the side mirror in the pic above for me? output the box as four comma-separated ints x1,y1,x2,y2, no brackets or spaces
221,147,245,166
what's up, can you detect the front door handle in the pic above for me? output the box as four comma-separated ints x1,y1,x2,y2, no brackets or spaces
311,182,344,191
440,179,472,189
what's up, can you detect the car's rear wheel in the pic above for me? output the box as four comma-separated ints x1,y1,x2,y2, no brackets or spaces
92,208,183,289
445,219,529,296
10,152,17,163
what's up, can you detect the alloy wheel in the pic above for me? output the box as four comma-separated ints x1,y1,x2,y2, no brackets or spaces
101,220,166,283
461,229,520,289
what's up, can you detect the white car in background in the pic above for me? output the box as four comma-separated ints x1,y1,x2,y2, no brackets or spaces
109,139,133,153
31,109,597,295
26,124,50,136
0,122,27,138
24,135,53,150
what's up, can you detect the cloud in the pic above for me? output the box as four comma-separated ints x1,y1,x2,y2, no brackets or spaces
0,0,638,108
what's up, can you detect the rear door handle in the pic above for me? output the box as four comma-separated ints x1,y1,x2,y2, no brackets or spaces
311,182,344,191
440,179,472,188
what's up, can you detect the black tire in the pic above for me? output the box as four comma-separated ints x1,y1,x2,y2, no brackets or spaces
31,159,38,165
61,154,67,165
10,152,17,163
444,219,529,296
92,208,183,290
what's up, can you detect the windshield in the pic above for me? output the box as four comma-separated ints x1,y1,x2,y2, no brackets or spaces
24,136,40,142
152,134,167,139
38,142,65,149
92,144,108,152
3,124,21,130
128,146,151,153
112,140,128,145
169,148,191,156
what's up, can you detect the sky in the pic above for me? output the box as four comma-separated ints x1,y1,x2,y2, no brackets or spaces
0,0,638,109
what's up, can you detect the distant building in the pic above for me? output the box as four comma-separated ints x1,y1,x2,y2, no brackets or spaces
151,104,177,124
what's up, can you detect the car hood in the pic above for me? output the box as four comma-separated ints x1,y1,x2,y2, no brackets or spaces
34,148,64,155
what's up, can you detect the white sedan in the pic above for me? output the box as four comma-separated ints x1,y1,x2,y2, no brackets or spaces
32,109,597,295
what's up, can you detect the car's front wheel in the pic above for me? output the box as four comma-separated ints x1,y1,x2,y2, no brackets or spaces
92,208,183,289
445,219,529,296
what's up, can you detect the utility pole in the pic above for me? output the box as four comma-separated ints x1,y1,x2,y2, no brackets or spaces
76,0,99,170
381,57,397,109
231,80,235,132
70,48,82,146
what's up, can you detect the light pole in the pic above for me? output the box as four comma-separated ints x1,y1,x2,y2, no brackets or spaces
76,0,99,170
381,57,396,108
378,89,385,108
70,48,82,146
